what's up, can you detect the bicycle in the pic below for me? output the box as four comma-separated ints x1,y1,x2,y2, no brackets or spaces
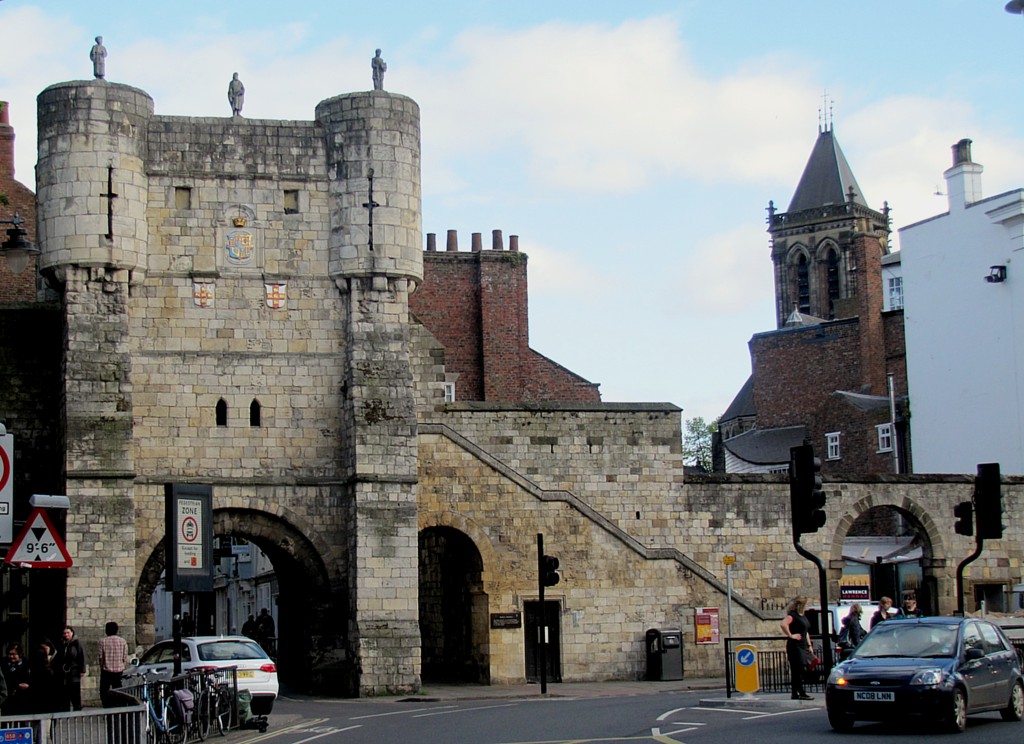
193,667,234,737
137,670,187,744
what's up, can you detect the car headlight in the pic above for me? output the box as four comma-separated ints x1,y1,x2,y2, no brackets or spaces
827,666,848,685
909,668,945,686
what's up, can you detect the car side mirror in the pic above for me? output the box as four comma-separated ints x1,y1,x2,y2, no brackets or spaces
130,658,140,667
964,647,984,661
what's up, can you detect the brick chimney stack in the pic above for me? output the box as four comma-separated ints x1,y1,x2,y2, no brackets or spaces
0,101,15,181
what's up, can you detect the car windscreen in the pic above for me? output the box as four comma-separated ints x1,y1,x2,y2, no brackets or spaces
854,622,958,659
197,640,267,662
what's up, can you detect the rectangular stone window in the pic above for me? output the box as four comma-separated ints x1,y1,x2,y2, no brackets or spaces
442,382,455,402
283,190,300,214
174,186,192,210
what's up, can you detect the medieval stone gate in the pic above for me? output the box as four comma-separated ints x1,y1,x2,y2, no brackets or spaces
3,75,1019,701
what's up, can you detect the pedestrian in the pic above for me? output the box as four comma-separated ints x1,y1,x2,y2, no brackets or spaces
98,621,129,706
57,625,87,711
780,595,814,700
255,608,276,654
837,604,866,660
898,595,923,618
29,641,61,713
3,642,31,714
870,596,893,628
241,614,257,640
0,657,7,715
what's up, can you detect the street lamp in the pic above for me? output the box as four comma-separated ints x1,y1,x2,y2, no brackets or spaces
1008,0,1024,15
0,213,39,274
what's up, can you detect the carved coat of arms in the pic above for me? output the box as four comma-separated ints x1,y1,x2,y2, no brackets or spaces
265,283,286,309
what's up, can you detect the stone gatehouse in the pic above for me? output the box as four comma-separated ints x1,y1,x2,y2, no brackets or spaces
0,77,1019,699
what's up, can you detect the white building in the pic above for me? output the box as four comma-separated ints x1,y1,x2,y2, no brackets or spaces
900,139,1024,475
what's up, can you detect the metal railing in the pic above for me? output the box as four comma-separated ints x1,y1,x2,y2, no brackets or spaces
724,635,829,697
0,706,145,744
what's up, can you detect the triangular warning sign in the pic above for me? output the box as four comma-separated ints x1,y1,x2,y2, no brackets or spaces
4,507,73,568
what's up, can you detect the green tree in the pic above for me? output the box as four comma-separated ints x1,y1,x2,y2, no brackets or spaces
683,416,718,472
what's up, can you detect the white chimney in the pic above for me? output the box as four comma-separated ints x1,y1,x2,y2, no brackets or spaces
944,138,983,211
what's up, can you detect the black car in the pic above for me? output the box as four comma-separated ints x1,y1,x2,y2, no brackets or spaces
825,616,1023,733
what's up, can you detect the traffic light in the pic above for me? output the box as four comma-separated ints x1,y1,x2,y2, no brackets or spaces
975,463,1004,540
953,501,974,536
789,444,826,536
541,554,561,587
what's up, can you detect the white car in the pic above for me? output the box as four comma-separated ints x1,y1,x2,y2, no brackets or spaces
126,636,278,714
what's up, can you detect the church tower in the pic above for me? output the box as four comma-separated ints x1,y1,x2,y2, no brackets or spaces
768,125,891,329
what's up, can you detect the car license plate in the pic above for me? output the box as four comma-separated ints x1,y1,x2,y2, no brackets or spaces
854,691,894,702
237,671,255,678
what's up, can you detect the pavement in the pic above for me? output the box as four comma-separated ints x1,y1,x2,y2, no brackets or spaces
227,678,823,739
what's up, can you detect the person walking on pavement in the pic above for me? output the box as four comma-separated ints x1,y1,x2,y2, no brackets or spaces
781,595,814,700
870,596,894,628
255,608,276,655
98,621,129,706
3,642,31,714
838,604,867,660
57,625,86,711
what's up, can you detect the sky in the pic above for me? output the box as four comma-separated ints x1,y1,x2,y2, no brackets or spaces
2,1,1024,428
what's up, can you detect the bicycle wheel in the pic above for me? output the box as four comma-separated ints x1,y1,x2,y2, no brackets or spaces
195,689,211,741
163,700,187,744
214,687,232,736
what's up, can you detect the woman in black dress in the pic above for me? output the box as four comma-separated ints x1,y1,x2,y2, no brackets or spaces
780,596,814,700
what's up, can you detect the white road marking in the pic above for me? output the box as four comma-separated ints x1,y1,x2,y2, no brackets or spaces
742,707,823,719
349,705,458,719
413,702,519,717
293,725,361,743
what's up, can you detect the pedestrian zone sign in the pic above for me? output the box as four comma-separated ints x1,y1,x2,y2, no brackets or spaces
3,507,73,568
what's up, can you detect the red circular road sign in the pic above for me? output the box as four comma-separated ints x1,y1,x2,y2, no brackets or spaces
180,515,199,543
0,442,10,494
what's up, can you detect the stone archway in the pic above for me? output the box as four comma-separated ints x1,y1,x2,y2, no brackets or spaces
831,498,941,615
135,508,348,694
418,525,489,683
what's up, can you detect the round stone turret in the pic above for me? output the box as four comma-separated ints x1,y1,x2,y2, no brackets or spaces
315,92,422,285
36,81,153,281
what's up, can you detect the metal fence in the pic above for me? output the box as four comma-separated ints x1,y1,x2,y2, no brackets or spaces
0,706,145,744
724,635,829,697
0,667,240,744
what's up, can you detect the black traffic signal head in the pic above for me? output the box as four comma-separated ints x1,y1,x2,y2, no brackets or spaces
542,554,560,587
953,500,974,536
790,444,826,536
975,462,1004,540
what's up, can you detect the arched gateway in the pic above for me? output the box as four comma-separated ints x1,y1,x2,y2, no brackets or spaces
135,509,343,691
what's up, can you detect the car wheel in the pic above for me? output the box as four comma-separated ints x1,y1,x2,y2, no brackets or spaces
1001,679,1024,722
827,709,855,732
947,687,967,733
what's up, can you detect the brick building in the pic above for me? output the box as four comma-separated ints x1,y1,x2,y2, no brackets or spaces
717,125,910,474
411,229,600,403
0,101,37,301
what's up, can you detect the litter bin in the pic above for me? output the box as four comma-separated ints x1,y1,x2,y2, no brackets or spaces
645,627,684,681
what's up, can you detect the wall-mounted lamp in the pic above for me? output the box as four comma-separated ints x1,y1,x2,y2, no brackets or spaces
986,265,1007,283
0,213,39,274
